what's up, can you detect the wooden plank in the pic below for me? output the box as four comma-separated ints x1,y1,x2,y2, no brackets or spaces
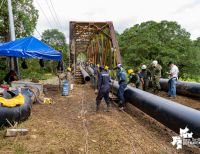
5,128,28,137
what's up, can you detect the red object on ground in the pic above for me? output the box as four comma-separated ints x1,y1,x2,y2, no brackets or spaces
0,85,9,90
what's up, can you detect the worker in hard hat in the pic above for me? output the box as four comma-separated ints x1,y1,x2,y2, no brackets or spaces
96,65,111,112
140,64,151,91
116,64,127,111
67,67,71,72
127,69,136,87
149,60,162,93
128,68,143,89
104,65,109,71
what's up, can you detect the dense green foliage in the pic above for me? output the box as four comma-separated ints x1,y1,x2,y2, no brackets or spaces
19,59,53,80
0,0,38,42
118,21,200,81
0,0,41,82
41,29,69,71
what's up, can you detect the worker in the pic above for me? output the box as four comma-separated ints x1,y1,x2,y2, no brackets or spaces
128,68,142,89
140,65,151,91
4,70,18,84
149,60,162,93
167,62,179,98
116,64,127,111
96,65,111,112
127,69,135,87
57,60,64,73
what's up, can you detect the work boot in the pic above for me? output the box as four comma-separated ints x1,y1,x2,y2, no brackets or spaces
96,100,100,112
119,106,124,111
96,105,99,112
105,103,110,112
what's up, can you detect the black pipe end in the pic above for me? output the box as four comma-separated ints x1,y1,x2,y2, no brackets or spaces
85,76,90,82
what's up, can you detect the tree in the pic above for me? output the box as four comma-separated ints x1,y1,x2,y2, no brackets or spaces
118,20,200,80
41,29,68,72
0,0,39,42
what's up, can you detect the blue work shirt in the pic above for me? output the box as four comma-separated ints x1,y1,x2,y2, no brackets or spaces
98,70,111,91
117,68,127,84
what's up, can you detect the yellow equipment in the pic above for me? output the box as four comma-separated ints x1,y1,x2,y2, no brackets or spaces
104,66,109,70
128,69,134,75
67,67,71,72
0,94,24,107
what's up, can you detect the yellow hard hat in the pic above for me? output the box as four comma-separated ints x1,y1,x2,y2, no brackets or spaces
67,67,71,72
128,69,134,75
104,66,109,70
96,64,100,67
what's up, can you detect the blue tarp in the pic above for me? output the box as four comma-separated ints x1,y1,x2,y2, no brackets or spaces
0,36,62,60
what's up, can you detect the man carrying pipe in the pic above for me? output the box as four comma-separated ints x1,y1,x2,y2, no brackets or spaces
96,65,111,112
116,64,127,111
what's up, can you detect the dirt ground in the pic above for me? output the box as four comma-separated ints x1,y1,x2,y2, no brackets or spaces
157,91,200,110
0,78,200,154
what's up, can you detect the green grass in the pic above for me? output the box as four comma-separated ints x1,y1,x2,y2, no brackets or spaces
13,143,28,154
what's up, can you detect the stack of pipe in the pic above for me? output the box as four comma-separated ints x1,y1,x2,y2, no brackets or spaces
110,80,200,137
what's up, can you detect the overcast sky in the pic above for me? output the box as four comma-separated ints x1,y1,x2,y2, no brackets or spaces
33,0,200,42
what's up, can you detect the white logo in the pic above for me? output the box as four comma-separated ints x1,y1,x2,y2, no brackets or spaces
171,127,200,149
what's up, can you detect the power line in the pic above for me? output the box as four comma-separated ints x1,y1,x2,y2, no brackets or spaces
35,0,54,29
49,0,64,30
45,0,60,28
35,27,42,38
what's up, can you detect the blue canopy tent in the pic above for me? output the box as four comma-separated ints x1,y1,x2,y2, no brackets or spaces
0,36,62,60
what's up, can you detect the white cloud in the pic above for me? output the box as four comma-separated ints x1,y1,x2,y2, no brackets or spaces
33,0,200,41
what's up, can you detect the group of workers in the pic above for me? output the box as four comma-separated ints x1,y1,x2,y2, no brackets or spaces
127,60,162,93
90,60,179,112
92,63,127,111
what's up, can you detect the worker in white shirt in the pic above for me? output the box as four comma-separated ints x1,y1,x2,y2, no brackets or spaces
167,62,179,98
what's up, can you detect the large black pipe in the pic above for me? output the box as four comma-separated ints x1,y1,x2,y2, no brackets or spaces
80,65,90,81
0,89,32,126
160,78,200,98
111,81,200,137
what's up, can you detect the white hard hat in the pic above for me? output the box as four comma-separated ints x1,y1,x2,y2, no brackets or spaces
141,65,147,69
117,64,122,68
152,60,158,65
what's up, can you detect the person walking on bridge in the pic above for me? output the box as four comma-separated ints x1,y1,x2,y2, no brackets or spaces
96,65,111,112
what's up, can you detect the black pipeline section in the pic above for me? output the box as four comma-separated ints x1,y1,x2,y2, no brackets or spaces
160,78,200,98
79,65,90,81
0,89,32,126
111,81,200,137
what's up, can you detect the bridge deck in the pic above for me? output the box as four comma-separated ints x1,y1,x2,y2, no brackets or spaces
0,79,199,153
